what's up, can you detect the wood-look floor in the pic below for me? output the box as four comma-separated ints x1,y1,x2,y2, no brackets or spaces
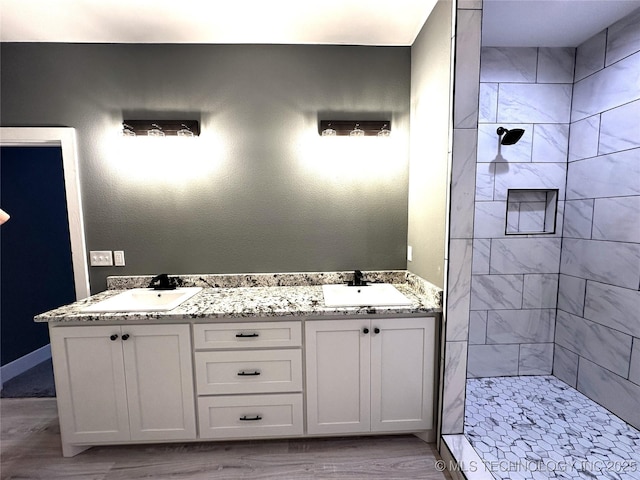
1,398,451,480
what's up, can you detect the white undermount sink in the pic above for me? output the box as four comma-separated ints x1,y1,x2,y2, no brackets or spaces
322,283,413,307
81,287,203,313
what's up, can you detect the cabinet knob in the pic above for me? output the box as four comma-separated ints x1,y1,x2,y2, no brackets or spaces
363,328,369,334
110,334,118,341
374,328,380,334
121,334,130,341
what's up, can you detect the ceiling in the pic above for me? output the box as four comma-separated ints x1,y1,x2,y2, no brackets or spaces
0,0,638,47
482,0,640,47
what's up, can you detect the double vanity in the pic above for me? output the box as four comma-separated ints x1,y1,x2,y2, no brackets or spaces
35,271,442,457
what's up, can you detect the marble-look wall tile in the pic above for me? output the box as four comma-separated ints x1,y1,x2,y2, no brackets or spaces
562,199,594,239
532,124,569,163
472,239,491,274
592,196,640,243
498,84,572,124
467,344,519,378
457,0,482,9
450,129,479,239
454,9,481,128
560,238,640,289
486,309,555,344
480,47,537,82
537,47,576,83
568,116,600,162
470,274,523,310
442,341,468,434
630,341,640,386
605,7,640,67
553,344,579,387
577,357,640,429
474,201,506,238
447,239,473,341
522,273,558,308
557,274,586,316
519,343,553,375
599,99,640,154
468,310,487,345
477,123,532,163
584,281,640,338
572,51,640,122
575,30,606,82
490,238,562,274
556,310,633,377
478,83,498,123
493,163,567,200
566,149,640,199
475,163,495,201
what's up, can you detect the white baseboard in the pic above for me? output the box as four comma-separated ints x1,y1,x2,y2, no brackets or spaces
0,344,52,386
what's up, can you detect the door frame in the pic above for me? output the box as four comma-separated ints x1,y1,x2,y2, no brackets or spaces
0,127,90,299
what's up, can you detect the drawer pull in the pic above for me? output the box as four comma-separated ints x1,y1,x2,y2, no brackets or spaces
239,415,262,421
237,370,261,376
235,333,259,338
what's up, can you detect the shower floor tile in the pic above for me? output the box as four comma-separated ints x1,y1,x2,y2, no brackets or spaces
464,376,640,480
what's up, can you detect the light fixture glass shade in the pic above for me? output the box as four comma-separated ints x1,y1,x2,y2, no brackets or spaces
349,124,365,137
122,123,136,137
377,124,391,137
321,123,337,136
148,124,165,137
177,124,194,137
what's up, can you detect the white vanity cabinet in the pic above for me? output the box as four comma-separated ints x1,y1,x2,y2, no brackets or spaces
193,321,304,439
49,323,196,456
305,317,436,435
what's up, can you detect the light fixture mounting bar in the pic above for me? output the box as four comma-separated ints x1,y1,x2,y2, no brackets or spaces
123,120,200,136
319,120,391,136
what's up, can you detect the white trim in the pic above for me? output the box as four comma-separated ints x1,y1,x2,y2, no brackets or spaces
0,343,52,386
0,127,90,300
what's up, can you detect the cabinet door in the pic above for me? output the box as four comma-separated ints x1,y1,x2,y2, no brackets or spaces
49,325,130,444
370,317,435,432
121,324,196,441
305,319,371,435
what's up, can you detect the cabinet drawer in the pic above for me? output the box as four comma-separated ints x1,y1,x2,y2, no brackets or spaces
193,322,301,350
198,394,303,439
195,349,302,395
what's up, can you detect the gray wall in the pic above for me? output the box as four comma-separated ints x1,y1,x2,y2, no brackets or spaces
407,0,452,289
554,8,640,430
0,43,411,292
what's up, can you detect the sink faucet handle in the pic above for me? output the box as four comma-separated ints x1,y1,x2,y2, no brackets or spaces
149,273,175,290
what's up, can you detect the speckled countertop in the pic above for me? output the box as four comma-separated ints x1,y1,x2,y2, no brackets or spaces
35,271,442,324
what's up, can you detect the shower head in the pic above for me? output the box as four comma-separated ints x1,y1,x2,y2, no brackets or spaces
497,127,525,145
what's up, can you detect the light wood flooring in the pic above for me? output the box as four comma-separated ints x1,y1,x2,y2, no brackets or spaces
1,398,451,480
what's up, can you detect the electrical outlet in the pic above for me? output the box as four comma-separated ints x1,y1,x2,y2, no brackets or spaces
407,245,413,262
90,250,113,267
113,250,125,266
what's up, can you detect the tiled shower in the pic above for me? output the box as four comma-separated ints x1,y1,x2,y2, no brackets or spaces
442,4,639,480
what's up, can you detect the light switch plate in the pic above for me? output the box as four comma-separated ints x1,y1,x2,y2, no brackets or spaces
90,250,113,266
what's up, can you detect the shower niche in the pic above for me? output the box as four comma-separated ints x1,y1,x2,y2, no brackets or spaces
505,189,558,235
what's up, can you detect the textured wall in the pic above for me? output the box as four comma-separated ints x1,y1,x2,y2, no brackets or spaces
554,8,640,430
466,46,574,378
0,43,411,293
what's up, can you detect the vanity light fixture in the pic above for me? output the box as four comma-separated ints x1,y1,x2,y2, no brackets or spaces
318,120,391,137
122,120,200,137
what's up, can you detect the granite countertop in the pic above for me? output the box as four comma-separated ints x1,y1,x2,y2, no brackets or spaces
36,271,442,324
